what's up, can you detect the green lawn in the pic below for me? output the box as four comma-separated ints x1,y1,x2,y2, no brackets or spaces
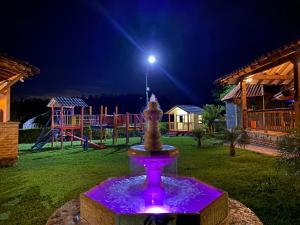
0,137,299,225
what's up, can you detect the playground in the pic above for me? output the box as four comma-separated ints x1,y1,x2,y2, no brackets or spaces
0,136,299,225
32,97,145,151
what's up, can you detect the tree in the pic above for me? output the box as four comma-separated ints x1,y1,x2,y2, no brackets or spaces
192,128,205,148
212,84,235,103
225,128,250,156
202,104,225,134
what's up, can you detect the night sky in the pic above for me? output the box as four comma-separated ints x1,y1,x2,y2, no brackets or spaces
1,0,300,106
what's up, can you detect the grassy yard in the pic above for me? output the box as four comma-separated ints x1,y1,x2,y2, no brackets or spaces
0,136,299,225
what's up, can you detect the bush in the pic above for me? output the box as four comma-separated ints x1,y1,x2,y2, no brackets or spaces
224,128,250,156
276,128,300,179
159,122,168,135
192,128,206,147
19,128,50,144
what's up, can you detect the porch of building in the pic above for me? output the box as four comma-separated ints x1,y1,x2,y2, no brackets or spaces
217,40,300,139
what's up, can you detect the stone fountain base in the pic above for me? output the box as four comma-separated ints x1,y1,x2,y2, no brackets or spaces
46,198,263,225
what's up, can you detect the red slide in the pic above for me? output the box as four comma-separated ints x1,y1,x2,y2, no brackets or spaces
65,132,105,149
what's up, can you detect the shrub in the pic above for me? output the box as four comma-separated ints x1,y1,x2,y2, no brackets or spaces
224,128,250,156
159,122,168,135
192,128,206,148
19,128,50,144
276,128,300,179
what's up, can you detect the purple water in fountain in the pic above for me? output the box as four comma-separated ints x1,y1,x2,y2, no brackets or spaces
85,175,223,214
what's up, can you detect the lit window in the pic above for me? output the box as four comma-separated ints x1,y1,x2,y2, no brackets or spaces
198,115,202,124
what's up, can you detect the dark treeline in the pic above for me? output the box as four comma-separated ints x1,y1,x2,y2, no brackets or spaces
11,94,174,125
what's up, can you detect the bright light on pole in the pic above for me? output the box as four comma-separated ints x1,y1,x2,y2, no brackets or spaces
148,55,156,64
145,55,156,105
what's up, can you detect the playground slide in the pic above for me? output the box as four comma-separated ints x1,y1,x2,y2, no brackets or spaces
65,132,105,149
32,129,59,150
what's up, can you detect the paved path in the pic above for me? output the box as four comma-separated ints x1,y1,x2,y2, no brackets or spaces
243,144,280,156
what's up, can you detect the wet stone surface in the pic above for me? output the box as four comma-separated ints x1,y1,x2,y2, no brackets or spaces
46,198,263,225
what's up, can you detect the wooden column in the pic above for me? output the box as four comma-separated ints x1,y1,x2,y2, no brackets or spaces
88,106,92,141
80,107,84,145
241,80,248,129
168,113,171,130
5,87,10,122
104,107,107,142
51,106,54,148
187,113,190,131
60,106,64,150
71,107,74,146
100,105,103,143
293,58,300,128
115,106,119,144
126,112,129,145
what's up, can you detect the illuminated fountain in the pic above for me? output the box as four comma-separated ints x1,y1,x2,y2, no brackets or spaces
80,95,228,225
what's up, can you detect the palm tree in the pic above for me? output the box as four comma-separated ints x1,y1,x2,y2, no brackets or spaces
202,104,224,134
225,128,250,156
192,128,205,148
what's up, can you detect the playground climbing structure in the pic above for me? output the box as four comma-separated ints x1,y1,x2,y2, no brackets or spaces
33,97,145,150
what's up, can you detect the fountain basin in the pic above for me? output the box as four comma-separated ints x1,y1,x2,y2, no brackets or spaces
80,175,228,225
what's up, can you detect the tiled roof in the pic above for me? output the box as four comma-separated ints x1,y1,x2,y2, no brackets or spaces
222,85,263,101
273,87,294,101
47,97,88,107
166,105,203,114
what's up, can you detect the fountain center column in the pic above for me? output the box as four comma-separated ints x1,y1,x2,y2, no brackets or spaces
145,163,162,188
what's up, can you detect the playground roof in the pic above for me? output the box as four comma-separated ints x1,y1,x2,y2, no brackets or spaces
165,105,203,114
0,53,39,94
47,97,88,108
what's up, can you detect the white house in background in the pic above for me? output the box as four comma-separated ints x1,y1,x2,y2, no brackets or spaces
165,105,203,134
22,112,50,129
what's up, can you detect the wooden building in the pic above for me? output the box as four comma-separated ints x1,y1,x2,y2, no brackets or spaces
0,54,39,166
216,39,300,143
166,105,203,134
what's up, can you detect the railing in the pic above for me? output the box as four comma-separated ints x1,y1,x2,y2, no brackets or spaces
247,108,295,132
54,115,81,127
53,114,145,129
169,122,194,131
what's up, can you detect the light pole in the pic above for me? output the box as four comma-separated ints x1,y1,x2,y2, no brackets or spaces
145,55,156,105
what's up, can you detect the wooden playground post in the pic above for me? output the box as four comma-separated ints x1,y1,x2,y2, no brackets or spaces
115,106,119,144
126,112,129,145
100,105,103,143
71,107,74,146
134,114,137,129
80,106,84,145
104,106,107,142
51,105,54,148
89,106,92,141
112,107,116,145
60,106,64,150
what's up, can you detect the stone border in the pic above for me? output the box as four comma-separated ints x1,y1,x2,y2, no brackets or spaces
46,198,263,225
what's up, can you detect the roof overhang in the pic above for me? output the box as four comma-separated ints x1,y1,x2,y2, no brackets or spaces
47,97,88,108
215,39,300,86
0,54,40,94
222,84,263,101
165,105,202,114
